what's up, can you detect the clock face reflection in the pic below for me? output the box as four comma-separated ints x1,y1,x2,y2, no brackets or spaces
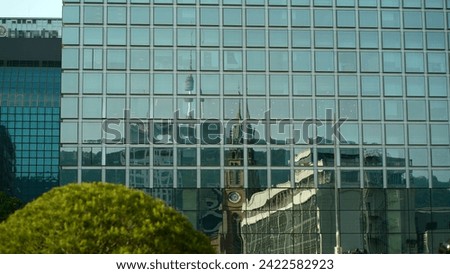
228,191,241,203
0,26,7,37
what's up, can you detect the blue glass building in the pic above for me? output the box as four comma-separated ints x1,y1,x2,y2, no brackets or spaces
0,18,61,202
60,0,450,253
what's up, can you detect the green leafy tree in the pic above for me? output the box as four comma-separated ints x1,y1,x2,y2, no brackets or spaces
0,182,214,254
0,192,22,222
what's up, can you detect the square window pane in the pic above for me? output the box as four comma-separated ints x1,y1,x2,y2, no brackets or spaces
130,74,149,94
107,6,126,24
269,30,288,48
177,28,196,46
430,101,449,121
247,98,267,119
178,7,196,25
224,8,242,26
201,50,220,70
130,6,150,25
382,31,401,49
360,52,379,72
83,73,102,94
431,125,450,145
247,8,265,26
200,98,220,119
406,76,425,97
361,76,380,96
386,148,405,167
247,74,266,95
407,100,426,121
292,51,311,71
224,51,243,71
339,99,358,120
200,29,219,47
315,75,335,96
428,52,447,73
84,6,103,24
293,99,312,119
432,149,450,166
382,10,400,28
200,74,220,94
107,49,126,70
315,51,334,72
383,52,402,72
131,28,149,45
338,52,357,72
404,32,423,49
385,124,405,144
269,51,289,71
337,10,355,27
154,98,174,119
292,30,311,48
270,75,289,95
106,73,126,94
201,7,219,25
293,75,312,96
337,30,356,48
314,30,334,48
154,28,173,46
408,124,428,145
338,75,357,96
363,124,382,145
360,31,379,48
384,76,403,96
224,29,243,47
405,52,424,73
384,100,404,120
403,11,422,29
292,9,310,27
269,9,288,26
427,32,445,49
314,10,333,27
154,7,173,25
409,149,428,167
153,74,173,94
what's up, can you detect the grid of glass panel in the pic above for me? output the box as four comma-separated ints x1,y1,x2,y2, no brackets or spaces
0,67,60,202
61,0,450,254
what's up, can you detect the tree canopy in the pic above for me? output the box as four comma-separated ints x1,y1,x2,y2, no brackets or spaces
0,182,214,254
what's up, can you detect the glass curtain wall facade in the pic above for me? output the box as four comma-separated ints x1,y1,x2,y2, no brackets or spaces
0,18,61,202
61,0,450,254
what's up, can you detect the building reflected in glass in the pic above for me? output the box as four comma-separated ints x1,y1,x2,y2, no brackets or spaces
0,18,61,202
61,1,450,253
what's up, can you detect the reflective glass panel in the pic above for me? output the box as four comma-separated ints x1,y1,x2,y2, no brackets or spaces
408,124,428,145
409,149,428,167
385,124,405,144
154,7,173,25
130,28,149,45
407,100,426,121
246,50,265,71
429,101,449,121
130,7,150,25
431,125,450,145
363,124,382,145
404,32,423,49
83,27,103,45
107,6,126,24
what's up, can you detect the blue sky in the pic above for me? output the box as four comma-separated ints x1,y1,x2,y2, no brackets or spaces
0,0,62,18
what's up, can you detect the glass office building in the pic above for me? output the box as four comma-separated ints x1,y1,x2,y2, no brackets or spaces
0,18,61,202
61,0,450,253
